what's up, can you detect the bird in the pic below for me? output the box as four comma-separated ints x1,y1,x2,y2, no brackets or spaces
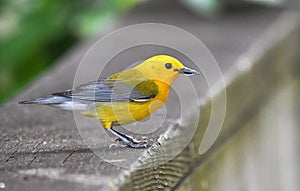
19,55,200,148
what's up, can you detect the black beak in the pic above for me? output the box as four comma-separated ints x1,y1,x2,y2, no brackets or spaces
176,67,200,76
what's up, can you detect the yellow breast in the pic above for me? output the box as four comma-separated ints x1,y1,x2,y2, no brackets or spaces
82,81,170,127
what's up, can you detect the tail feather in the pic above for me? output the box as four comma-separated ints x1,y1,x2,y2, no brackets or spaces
19,96,89,111
19,96,68,105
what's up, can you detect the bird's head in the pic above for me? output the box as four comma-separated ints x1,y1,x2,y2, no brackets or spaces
135,55,200,85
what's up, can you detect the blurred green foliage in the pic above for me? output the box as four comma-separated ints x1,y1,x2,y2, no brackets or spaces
0,0,140,105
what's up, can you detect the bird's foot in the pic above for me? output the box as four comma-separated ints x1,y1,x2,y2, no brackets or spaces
107,128,152,149
116,136,151,149
127,137,150,149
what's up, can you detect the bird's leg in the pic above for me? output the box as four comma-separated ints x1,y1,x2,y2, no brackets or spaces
106,127,150,149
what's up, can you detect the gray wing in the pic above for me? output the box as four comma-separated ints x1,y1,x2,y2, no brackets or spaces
52,79,158,102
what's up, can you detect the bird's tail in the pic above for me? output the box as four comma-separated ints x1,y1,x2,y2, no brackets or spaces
19,96,88,111
19,96,67,105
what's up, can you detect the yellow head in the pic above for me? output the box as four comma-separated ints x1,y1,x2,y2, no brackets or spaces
134,55,200,85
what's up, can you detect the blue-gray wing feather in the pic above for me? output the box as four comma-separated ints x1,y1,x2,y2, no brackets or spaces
53,79,157,102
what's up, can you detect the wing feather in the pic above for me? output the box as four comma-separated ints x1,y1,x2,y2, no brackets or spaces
53,78,158,102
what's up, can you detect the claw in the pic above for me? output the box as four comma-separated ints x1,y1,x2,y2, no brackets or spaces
107,127,152,149
127,137,150,148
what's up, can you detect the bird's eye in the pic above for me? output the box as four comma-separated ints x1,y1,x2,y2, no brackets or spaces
165,63,172,69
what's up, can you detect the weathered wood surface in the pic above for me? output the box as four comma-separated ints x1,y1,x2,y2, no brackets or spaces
1,0,299,190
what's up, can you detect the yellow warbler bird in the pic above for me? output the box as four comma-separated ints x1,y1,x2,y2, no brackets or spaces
19,55,200,148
